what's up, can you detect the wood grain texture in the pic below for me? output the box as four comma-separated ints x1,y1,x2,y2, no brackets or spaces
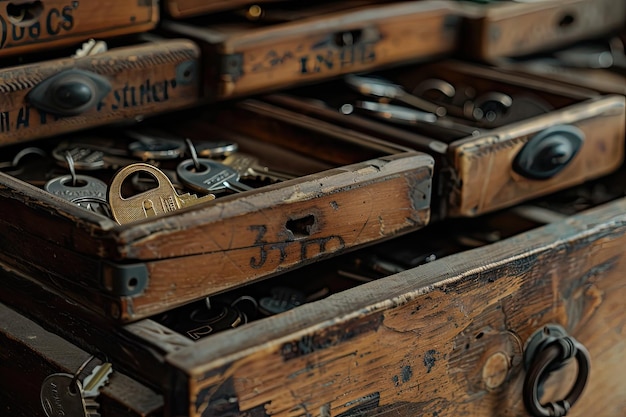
161,1,460,99
0,301,164,417
460,0,626,60
161,196,626,417
0,38,201,145
449,95,625,216
0,0,158,57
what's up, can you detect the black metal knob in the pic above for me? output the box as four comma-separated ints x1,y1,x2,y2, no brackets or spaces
513,125,584,180
28,69,111,117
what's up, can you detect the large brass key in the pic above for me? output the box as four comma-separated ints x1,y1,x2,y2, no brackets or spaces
108,163,215,225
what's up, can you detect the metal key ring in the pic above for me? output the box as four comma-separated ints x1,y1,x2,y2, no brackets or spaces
523,336,590,417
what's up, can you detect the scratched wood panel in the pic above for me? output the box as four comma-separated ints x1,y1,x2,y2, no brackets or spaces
0,302,164,417
0,38,201,146
0,152,433,321
157,196,626,417
160,1,461,99
459,0,626,60
0,0,158,57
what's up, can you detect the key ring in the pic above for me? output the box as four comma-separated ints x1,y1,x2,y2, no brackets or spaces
186,138,203,172
70,355,96,393
65,151,78,187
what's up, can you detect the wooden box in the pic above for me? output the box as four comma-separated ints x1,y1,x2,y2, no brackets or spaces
0,301,163,417
159,1,462,100
0,37,201,147
2,172,626,417
458,0,626,61
0,0,158,57
257,60,626,218
0,105,433,323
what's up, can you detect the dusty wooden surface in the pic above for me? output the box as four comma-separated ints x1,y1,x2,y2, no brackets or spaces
460,0,626,60
449,95,625,216
161,1,460,99
0,0,158,57
0,301,164,417
0,38,200,145
158,197,626,417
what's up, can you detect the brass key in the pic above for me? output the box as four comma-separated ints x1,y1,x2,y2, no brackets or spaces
108,163,215,225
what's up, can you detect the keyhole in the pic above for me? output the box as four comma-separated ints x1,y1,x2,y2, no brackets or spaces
558,13,575,28
6,1,44,26
334,29,363,47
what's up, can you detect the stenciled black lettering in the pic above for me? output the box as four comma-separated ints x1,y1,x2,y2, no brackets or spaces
0,111,10,132
28,21,41,40
299,42,377,75
11,25,25,42
314,51,334,72
300,235,345,261
46,8,61,35
16,106,29,129
249,225,268,268
61,5,75,31
299,56,310,74
139,79,152,105
111,90,121,111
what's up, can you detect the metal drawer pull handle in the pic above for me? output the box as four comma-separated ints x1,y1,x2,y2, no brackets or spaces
523,325,591,417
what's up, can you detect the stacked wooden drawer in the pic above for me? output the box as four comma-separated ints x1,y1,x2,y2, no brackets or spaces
0,1,625,416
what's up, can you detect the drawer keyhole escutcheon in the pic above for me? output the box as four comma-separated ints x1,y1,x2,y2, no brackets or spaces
523,324,591,417
513,125,584,180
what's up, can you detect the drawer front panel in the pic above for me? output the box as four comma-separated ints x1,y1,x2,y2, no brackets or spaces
0,0,158,56
463,0,626,59
163,1,460,99
167,197,626,417
0,39,201,146
164,0,283,18
450,95,625,216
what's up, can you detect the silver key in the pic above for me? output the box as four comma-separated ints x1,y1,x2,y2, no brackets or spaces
45,175,108,202
40,373,88,417
53,144,106,171
82,363,113,398
177,158,254,194
195,140,239,159
125,130,186,160
222,152,296,183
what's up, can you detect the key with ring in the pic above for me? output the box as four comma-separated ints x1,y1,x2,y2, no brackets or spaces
222,152,296,183
40,373,89,417
45,152,111,217
108,163,216,225
177,140,254,194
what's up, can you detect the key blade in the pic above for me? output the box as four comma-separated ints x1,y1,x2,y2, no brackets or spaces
83,363,113,397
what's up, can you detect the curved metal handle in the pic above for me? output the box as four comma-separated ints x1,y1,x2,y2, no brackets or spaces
523,326,591,417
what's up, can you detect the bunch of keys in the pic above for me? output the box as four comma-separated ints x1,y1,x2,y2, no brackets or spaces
40,357,113,417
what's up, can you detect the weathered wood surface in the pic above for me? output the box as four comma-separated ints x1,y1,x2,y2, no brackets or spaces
161,1,460,99
159,197,626,417
0,301,164,417
163,0,309,18
0,38,200,145
0,0,158,57
459,0,626,60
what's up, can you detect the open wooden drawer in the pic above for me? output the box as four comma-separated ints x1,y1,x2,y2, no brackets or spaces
159,0,462,99
257,59,625,218
2,168,626,416
0,104,433,323
0,35,201,146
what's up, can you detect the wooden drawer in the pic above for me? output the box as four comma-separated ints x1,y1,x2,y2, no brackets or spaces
259,60,626,218
458,0,626,60
0,301,163,417
159,1,462,99
0,37,201,146
2,171,626,416
0,0,158,57
0,108,433,323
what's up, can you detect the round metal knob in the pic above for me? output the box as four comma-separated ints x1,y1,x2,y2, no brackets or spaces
513,125,584,180
52,81,94,109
